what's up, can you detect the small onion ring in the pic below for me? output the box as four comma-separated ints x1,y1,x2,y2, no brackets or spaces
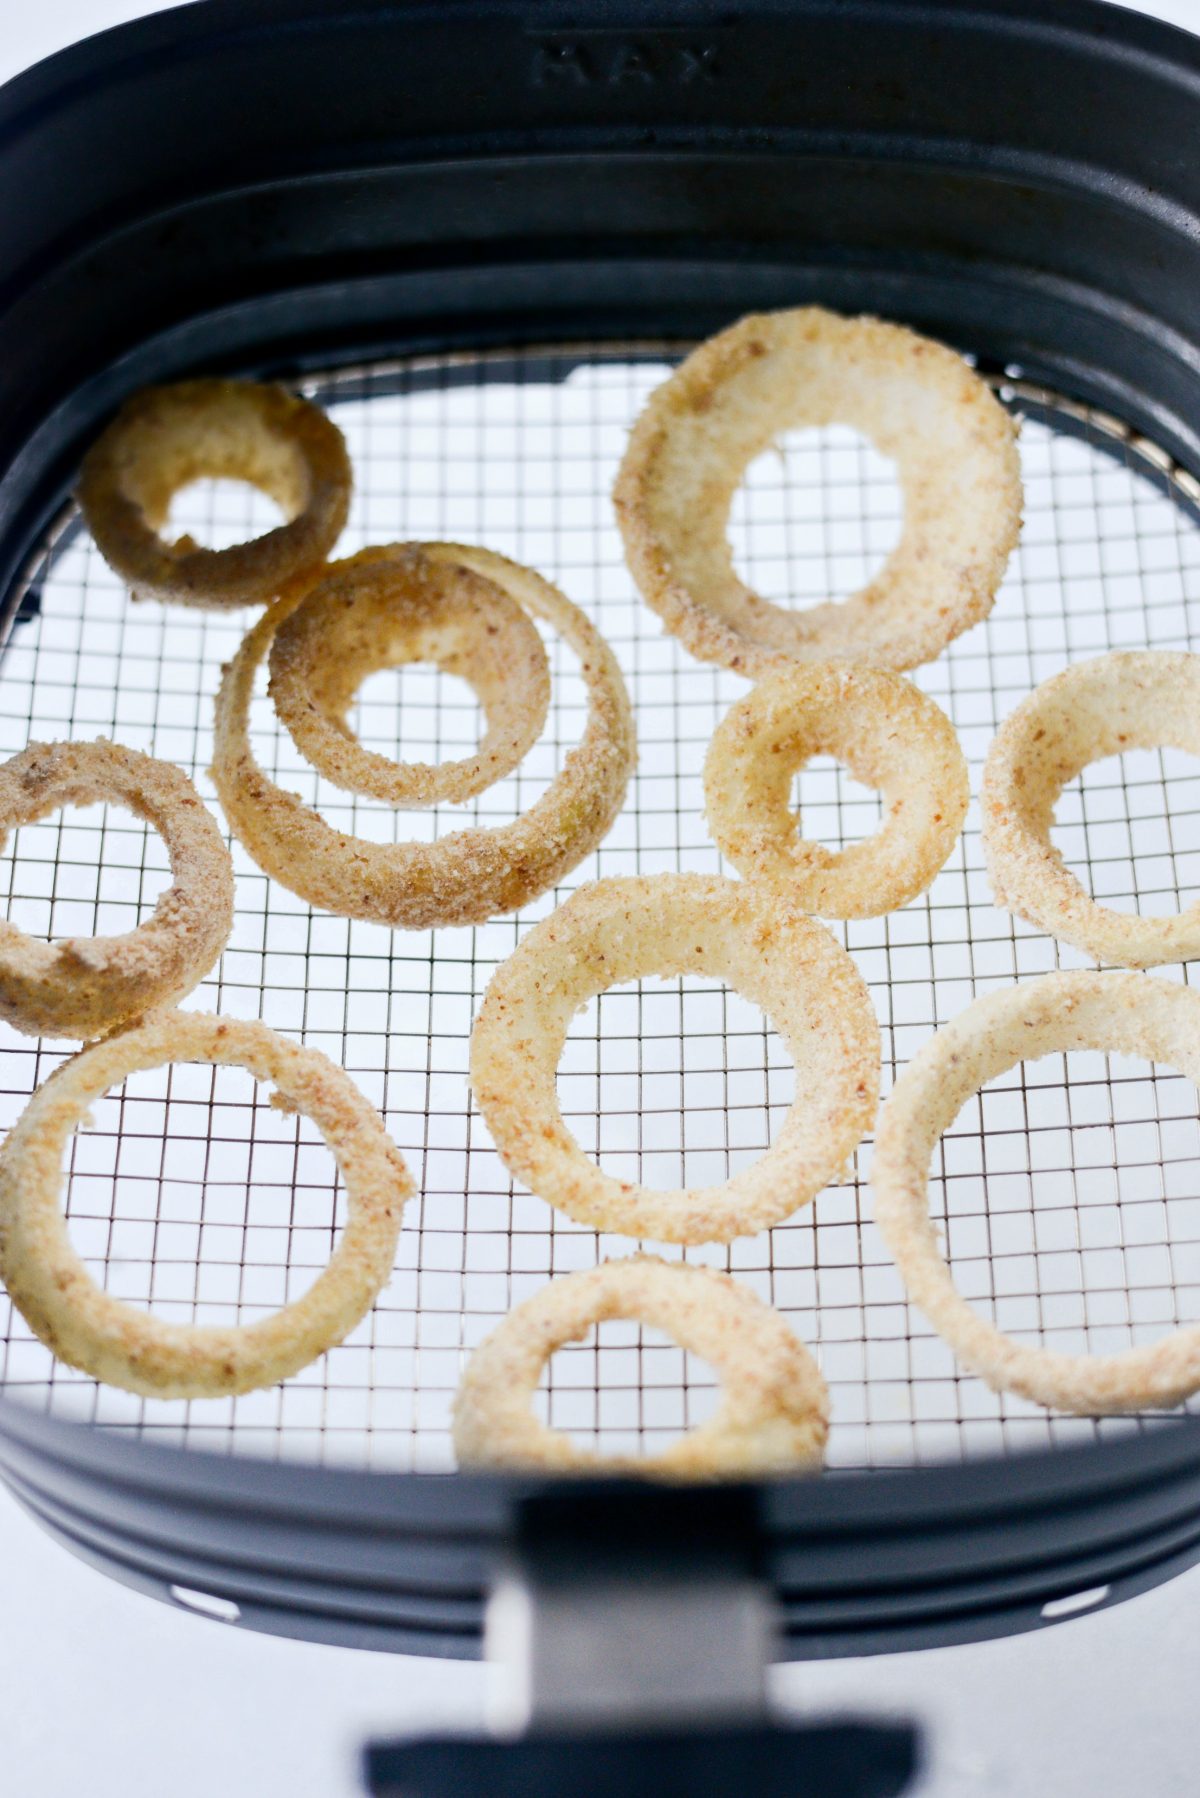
0,739,234,1041
470,873,879,1244
982,650,1200,967
614,307,1022,675
704,663,968,918
873,970,1200,1413
76,379,351,610
268,544,550,806
211,543,636,930
0,1010,412,1398
452,1256,829,1478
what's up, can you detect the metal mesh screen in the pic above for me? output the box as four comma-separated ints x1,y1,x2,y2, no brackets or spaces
1,346,1199,1472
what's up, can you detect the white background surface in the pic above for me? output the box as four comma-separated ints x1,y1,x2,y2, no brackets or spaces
2,2,1200,1794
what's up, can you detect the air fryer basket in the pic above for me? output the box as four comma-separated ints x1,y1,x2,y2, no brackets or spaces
2,0,1200,1709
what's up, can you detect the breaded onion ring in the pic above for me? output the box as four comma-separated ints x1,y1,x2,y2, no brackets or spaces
470,873,879,1244
873,971,1200,1413
212,544,635,930
76,379,351,609
268,544,550,806
452,1256,829,1478
614,307,1022,675
0,739,233,1041
0,1010,411,1398
982,651,1200,967
704,663,968,918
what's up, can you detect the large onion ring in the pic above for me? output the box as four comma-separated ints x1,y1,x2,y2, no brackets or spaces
470,873,879,1244
873,970,1200,1413
267,543,550,805
452,1256,829,1477
614,307,1022,675
704,663,968,918
0,739,234,1041
0,1010,411,1398
982,650,1200,967
76,379,351,609
212,543,635,929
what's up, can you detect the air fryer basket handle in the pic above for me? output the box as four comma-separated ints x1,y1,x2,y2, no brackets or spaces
365,1490,920,1794
363,1720,921,1797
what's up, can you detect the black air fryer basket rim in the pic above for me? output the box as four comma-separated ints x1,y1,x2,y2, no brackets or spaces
2,0,1200,1659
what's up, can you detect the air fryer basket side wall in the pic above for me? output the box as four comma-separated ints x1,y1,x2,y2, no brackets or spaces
2,0,1200,1659
2,0,1200,608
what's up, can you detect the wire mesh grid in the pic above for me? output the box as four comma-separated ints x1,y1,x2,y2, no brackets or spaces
1,344,1200,1473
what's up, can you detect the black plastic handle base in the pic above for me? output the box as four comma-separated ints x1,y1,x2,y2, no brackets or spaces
363,1719,921,1798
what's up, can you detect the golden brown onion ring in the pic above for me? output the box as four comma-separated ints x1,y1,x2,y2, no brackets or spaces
873,970,1200,1413
0,738,233,1041
704,663,968,918
982,650,1200,967
268,544,550,806
76,379,351,609
211,544,635,929
452,1256,829,1478
614,307,1022,675
470,873,879,1244
0,1010,411,1398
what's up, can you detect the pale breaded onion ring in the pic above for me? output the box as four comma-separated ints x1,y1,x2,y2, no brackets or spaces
982,651,1200,967
470,873,879,1245
873,971,1200,1413
704,663,968,918
0,1010,411,1398
614,307,1022,675
0,739,233,1041
212,543,635,930
452,1256,828,1478
76,379,351,609
268,544,550,806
